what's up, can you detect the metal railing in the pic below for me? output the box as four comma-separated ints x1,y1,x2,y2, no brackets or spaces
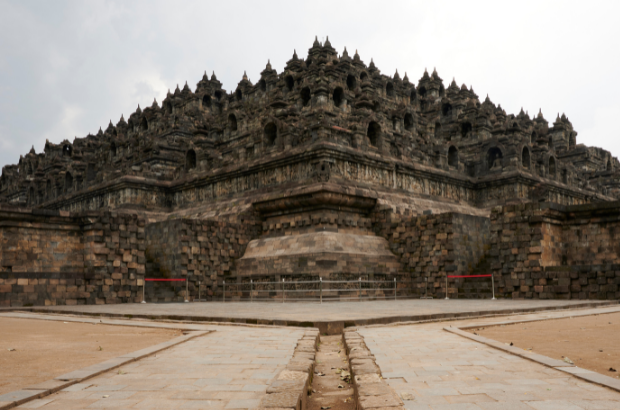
220,277,414,303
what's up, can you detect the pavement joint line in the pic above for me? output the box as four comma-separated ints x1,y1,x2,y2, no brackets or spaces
355,302,620,330
5,309,317,331
3,300,616,335
0,311,302,332
0,328,213,410
443,308,620,394
0,312,212,331
454,305,620,330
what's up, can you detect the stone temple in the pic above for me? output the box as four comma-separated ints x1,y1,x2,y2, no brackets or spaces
2,37,620,307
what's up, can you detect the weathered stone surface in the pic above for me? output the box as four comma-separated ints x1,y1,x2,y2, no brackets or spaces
355,373,383,385
351,363,381,375
358,383,394,396
0,208,146,306
263,394,301,410
266,380,306,394
358,393,403,409
276,370,308,382
2,38,620,304
489,202,620,300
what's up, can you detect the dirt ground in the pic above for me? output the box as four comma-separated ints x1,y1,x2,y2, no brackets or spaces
0,317,182,395
308,335,355,410
471,311,620,377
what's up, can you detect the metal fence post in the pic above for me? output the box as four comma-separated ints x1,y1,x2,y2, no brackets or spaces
358,277,361,300
223,280,225,303
491,274,496,300
198,281,201,302
185,279,189,303
142,279,146,304
282,278,285,304
251,279,253,303
445,274,449,300
320,277,323,304
394,277,396,300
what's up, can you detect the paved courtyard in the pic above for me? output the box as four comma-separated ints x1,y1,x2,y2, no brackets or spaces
21,299,612,325
12,325,304,409
360,309,620,410
2,302,620,409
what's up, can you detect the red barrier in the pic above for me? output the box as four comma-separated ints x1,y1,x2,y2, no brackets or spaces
447,274,492,278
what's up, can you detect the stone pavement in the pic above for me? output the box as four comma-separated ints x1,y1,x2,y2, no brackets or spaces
15,326,304,409
359,309,620,410
18,299,614,329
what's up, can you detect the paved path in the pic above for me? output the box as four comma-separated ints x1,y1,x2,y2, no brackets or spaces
359,310,620,410
20,299,613,324
17,326,304,410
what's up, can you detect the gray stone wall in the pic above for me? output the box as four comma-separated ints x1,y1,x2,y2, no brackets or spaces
0,207,146,306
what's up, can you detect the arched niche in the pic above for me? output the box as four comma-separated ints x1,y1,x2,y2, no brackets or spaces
186,150,196,171
140,117,148,131
522,146,531,169
202,95,211,109
285,75,294,92
333,87,344,108
562,169,569,184
461,122,472,138
448,146,458,168
64,172,73,194
110,143,117,159
367,121,380,146
301,87,311,107
228,114,238,131
346,74,357,90
487,147,503,170
404,113,414,131
264,123,277,147
549,156,556,177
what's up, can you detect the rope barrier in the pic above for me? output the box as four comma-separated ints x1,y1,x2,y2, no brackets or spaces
141,275,496,303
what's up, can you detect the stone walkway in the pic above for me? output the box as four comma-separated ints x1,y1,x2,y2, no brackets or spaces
16,326,304,409
359,311,620,410
21,299,611,324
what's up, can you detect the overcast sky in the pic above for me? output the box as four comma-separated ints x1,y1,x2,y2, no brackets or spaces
1,0,619,169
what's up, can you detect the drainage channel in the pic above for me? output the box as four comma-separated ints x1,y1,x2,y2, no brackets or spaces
307,334,356,410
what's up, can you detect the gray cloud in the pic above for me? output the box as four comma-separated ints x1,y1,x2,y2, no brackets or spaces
1,0,619,168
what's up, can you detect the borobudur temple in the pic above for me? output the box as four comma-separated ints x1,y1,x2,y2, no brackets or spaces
2,37,620,306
